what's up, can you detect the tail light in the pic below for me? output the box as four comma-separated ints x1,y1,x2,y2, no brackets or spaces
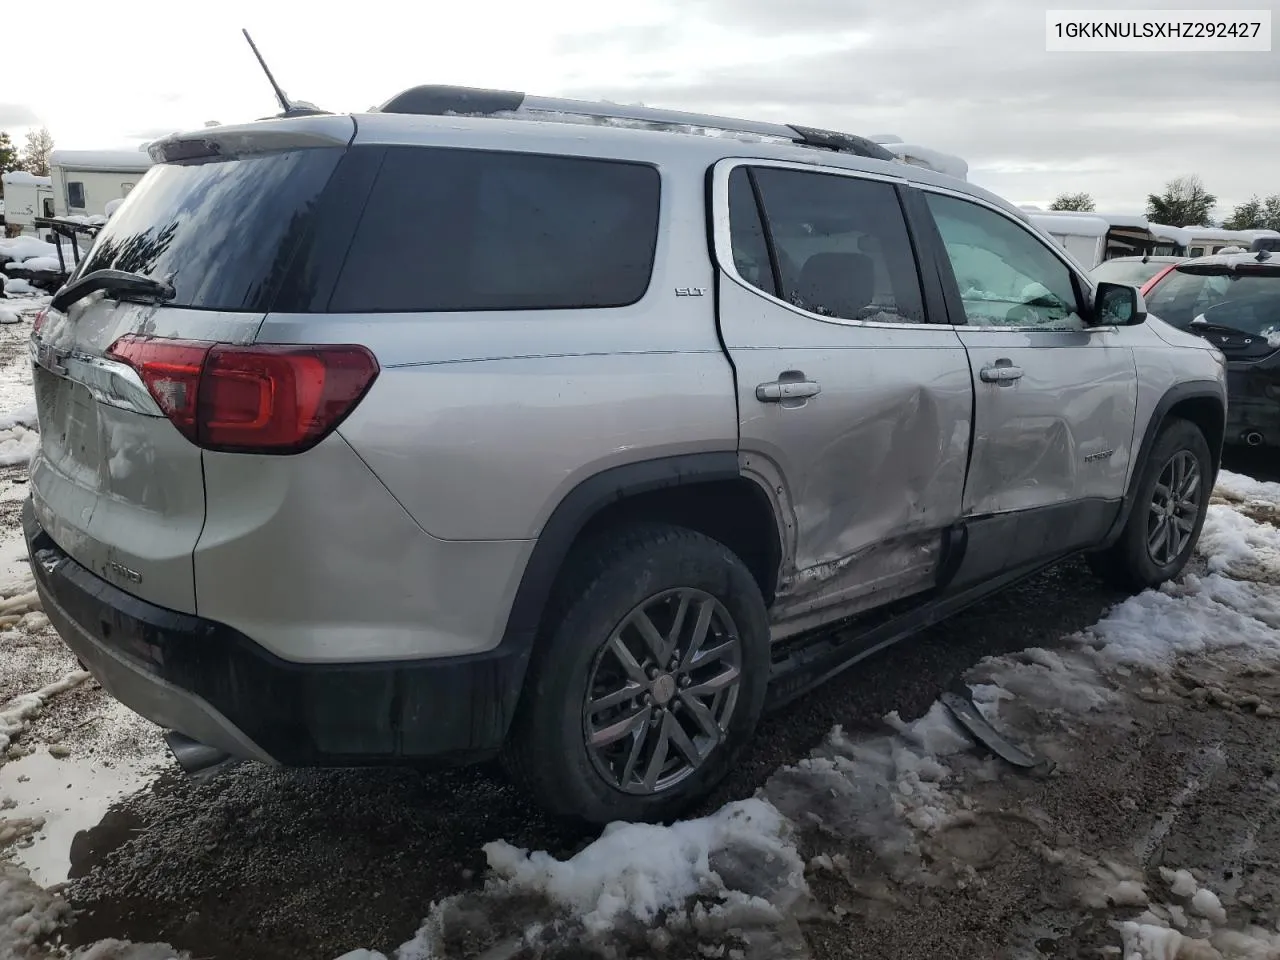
32,308,49,335
106,336,379,454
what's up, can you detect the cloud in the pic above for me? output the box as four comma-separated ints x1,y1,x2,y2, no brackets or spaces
0,103,40,128
550,0,1280,212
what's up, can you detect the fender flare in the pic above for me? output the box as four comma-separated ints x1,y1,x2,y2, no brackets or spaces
1099,380,1226,548
498,451,743,652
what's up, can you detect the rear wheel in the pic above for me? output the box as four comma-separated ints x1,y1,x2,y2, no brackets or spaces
1087,418,1212,592
502,523,770,825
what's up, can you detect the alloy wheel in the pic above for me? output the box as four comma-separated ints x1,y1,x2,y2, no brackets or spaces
582,587,743,795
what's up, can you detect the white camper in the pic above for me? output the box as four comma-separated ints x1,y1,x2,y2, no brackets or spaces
1025,210,1172,268
49,149,153,220
1025,213,1110,268
1,171,55,240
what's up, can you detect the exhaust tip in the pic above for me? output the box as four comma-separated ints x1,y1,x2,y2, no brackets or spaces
1244,431,1264,447
164,730,237,780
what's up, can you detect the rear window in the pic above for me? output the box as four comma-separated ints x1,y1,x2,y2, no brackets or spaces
326,147,660,313
77,148,343,312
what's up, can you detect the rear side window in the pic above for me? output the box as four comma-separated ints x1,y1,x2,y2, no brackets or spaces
77,148,343,311
327,148,660,313
730,166,926,324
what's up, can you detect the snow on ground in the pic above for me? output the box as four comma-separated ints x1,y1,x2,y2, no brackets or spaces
0,298,1277,960
333,476,1280,960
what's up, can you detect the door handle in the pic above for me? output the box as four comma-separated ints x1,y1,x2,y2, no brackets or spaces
756,379,821,402
979,360,1023,384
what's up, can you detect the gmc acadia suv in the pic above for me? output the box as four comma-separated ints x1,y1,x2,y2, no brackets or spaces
24,87,1227,824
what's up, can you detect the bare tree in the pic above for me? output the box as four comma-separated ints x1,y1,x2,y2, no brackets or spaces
1049,191,1096,212
20,127,55,177
1146,175,1217,227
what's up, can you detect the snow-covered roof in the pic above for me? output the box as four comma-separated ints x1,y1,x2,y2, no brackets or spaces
1182,227,1251,242
1027,214,1109,237
1238,228,1280,240
1148,223,1191,244
1,171,51,187
49,149,153,173
1040,210,1150,230
880,143,968,181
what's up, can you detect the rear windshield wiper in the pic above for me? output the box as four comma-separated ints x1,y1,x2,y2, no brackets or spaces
50,269,176,314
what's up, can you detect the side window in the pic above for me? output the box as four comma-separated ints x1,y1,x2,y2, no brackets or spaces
67,181,86,210
925,193,1085,330
121,182,135,196
728,168,776,297
731,166,926,324
1189,245,1206,258
329,148,660,313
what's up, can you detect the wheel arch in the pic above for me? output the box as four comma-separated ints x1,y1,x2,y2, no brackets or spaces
499,453,783,654
1099,380,1226,548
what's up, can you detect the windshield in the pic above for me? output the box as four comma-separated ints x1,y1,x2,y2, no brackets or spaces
76,148,343,312
1090,259,1171,286
1145,267,1280,333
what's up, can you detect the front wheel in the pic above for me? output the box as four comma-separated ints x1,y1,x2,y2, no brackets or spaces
1087,418,1212,592
502,524,770,825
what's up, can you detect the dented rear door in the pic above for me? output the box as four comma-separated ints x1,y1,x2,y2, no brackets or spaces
710,159,972,639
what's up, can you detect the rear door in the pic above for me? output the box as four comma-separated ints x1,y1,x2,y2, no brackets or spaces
916,188,1138,563
28,119,351,612
711,159,972,638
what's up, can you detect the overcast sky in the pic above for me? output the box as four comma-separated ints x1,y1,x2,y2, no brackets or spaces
3,0,1277,216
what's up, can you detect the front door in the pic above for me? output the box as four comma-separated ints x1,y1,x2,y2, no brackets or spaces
711,160,974,639
920,190,1139,564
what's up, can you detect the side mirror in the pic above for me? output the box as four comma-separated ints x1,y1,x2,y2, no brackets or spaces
1092,281,1147,326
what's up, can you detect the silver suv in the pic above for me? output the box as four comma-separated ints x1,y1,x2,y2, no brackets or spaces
24,87,1227,825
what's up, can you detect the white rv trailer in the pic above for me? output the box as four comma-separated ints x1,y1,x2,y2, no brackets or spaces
1,171,55,240
1024,213,1110,267
1024,210,1172,268
49,149,153,220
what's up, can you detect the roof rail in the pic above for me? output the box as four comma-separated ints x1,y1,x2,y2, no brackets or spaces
375,85,897,162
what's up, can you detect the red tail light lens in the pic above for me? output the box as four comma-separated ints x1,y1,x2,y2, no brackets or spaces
32,308,50,335
106,336,379,454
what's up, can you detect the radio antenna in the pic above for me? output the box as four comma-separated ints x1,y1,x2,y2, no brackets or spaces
242,29,293,115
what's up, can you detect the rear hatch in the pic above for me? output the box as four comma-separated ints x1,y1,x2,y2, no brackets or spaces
28,116,354,612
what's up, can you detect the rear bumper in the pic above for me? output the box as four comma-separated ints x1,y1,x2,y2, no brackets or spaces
24,498,530,766
1226,361,1280,447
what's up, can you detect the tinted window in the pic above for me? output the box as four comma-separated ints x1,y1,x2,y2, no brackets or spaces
744,167,925,323
728,168,776,297
327,148,660,313
926,193,1084,330
1145,267,1280,333
67,181,85,209
77,148,342,311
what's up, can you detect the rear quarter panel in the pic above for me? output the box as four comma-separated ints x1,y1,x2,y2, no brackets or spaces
256,147,740,542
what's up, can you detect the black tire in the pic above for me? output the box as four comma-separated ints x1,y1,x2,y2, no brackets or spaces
501,523,770,825
1087,418,1212,592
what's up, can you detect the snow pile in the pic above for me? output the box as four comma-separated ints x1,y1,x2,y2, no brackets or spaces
0,237,59,266
17,257,61,274
0,424,39,468
364,799,809,959
0,307,20,327
0,862,70,958
0,404,40,468
0,671,90,755
2,279,35,297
